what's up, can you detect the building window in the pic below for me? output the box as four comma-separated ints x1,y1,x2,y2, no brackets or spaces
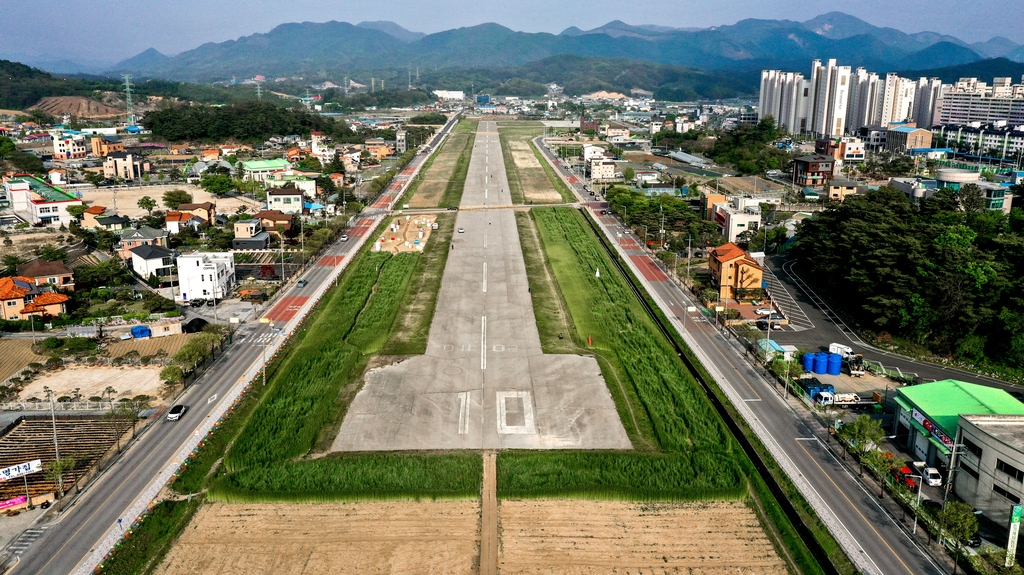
964,438,983,458
961,463,980,480
997,459,1024,482
6,301,17,306
995,484,1021,503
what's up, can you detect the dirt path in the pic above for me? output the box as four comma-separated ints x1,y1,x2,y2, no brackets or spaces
481,451,498,575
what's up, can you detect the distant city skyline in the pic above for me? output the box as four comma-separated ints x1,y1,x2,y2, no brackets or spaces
5,0,1024,66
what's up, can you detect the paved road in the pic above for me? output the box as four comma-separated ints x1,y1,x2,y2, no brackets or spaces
9,116,459,575
533,136,947,575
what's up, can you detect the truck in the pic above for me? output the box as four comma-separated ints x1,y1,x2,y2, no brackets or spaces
814,391,880,408
798,377,834,401
829,343,854,357
847,354,866,376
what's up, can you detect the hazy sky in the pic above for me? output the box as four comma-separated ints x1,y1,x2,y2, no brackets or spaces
5,0,1023,64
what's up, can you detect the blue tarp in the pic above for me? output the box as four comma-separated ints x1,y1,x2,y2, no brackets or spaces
304,202,325,210
130,326,151,339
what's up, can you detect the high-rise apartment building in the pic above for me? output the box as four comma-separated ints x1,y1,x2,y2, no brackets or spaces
938,76,1024,125
913,77,943,128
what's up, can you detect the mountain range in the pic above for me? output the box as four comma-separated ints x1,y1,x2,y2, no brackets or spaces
104,12,1024,83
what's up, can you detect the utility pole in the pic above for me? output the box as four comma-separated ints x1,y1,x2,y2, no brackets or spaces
44,387,63,497
408,66,412,90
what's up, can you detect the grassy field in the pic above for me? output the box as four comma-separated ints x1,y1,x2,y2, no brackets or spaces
530,140,576,203
438,132,475,207
453,117,479,134
514,212,577,355
211,454,482,502
500,134,526,205
380,213,456,355
406,132,470,208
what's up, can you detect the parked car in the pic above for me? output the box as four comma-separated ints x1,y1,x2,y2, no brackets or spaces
296,279,308,288
755,320,781,331
925,467,943,486
189,299,206,308
340,234,349,241
206,299,218,307
968,533,983,547
447,206,459,211
166,404,187,421
754,308,773,316
458,227,465,233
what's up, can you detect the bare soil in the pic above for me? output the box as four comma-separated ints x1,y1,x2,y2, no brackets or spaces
80,184,261,219
378,215,436,253
103,333,192,359
19,366,164,401
497,500,787,575
154,501,480,575
0,339,46,382
30,96,122,119
408,133,470,208
3,229,75,260
505,138,561,204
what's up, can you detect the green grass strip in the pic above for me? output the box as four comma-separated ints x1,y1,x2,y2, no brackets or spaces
497,451,745,501
346,252,419,354
499,133,525,204
210,454,482,502
530,139,576,203
94,496,204,575
438,131,476,207
453,118,479,133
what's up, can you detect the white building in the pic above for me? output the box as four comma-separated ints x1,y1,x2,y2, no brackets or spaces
913,77,944,128
129,245,176,286
310,131,335,162
267,188,305,214
589,159,617,182
176,253,235,302
582,145,605,162
4,175,82,226
710,201,761,243
939,76,1024,125
934,122,1024,158
51,133,87,160
432,90,465,101
880,73,918,127
955,414,1024,526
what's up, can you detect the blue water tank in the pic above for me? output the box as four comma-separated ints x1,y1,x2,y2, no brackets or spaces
827,353,843,376
813,352,828,374
802,353,815,372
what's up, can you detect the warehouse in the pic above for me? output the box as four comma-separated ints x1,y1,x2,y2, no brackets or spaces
893,380,1024,468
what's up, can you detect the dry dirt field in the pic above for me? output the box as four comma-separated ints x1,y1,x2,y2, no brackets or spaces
378,215,436,253
103,333,192,359
4,229,74,260
408,133,470,208
79,184,262,219
0,339,46,382
504,137,562,204
498,500,787,575
19,366,164,401
154,501,480,575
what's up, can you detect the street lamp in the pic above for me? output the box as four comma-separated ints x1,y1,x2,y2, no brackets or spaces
906,474,924,534
43,386,63,497
258,319,278,387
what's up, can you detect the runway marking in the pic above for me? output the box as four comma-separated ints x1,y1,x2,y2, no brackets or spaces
481,316,487,370
482,262,488,292
492,344,504,352
444,344,454,351
457,392,470,434
496,390,536,434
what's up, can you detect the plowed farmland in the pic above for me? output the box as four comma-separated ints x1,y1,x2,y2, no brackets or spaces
153,501,480,575
104,333,193,358
0,339,46,381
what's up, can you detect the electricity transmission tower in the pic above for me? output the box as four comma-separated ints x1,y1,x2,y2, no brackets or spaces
122,74,135,125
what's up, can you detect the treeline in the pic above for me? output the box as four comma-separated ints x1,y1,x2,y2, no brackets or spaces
604,186,723,251
141,101,345,142
793,185,1024,370
319,89,432,111
0,59,286,111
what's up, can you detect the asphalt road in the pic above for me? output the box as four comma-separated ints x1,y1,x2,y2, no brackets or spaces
533,135,947,575
9,116,458,575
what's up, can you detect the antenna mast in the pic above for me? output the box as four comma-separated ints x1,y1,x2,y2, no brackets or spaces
255,83,262,101
122,74,135,126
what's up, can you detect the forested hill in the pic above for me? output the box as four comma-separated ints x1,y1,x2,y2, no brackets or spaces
792,186,1024,374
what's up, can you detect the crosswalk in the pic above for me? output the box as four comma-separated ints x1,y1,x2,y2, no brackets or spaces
761,266,814,332
1,527,47,563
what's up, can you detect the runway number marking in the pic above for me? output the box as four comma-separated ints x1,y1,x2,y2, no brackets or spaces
444,345,454,352
457,392,471,435
496,390,536,434
207,394,218,404
492,345,504,352
481,316,487,370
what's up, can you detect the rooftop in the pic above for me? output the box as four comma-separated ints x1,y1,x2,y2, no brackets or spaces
4,176,78,203
130,244,174,260
242,158,290,171
899,379,1024,437
961,414,1024,453
121,226,168,241
17,259,71,278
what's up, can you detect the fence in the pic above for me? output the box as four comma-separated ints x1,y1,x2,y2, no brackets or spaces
0,401,122,412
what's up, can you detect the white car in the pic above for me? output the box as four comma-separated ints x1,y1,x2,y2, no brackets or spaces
925,467,943,487
754,308,774,316
457,227,465,233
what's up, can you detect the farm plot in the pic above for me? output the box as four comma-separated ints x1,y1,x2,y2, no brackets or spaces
19,367,164,401
0,339,46,382
407,132,472,208
153,501,480,575
498,500,787,575
103,333,193,359
500,134,563,204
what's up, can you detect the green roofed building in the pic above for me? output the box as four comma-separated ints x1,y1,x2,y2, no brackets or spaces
894,379,1024,467
241,158,291,182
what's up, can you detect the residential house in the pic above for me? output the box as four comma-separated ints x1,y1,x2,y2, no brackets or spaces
710,201,762,243
285,147,306,162
176,253,235,302
129,244,176,287
103,152,149,180
241,158,291,182
176,202,216,223
116,226,169,260
232,219,271,249
0,276,70,320
792,155,835,187
252,210,295,237
708,243,764,300
201,149,220,162
266,188,304,214
81,205,109,229
311,132,337,160
47,169,67,186
604,126,631,138
16,259,75,291
825,178,866,201
165,211,205,234
52,133,88,160
94,215,130,231
90,136,124,157
4,174,83,226
265,172,317,197
815,137,866,164
364,138,393,160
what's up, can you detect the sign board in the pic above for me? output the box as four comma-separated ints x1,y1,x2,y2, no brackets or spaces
0,460,42,482
911,408,954,449
1008,504,1023,567
0,496,26,511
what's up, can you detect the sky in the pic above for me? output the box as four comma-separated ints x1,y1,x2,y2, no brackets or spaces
4,0,1023,66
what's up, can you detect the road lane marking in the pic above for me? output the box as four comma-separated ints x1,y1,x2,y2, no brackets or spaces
207,394,218,404
482,262,487,292
481,316,487,370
